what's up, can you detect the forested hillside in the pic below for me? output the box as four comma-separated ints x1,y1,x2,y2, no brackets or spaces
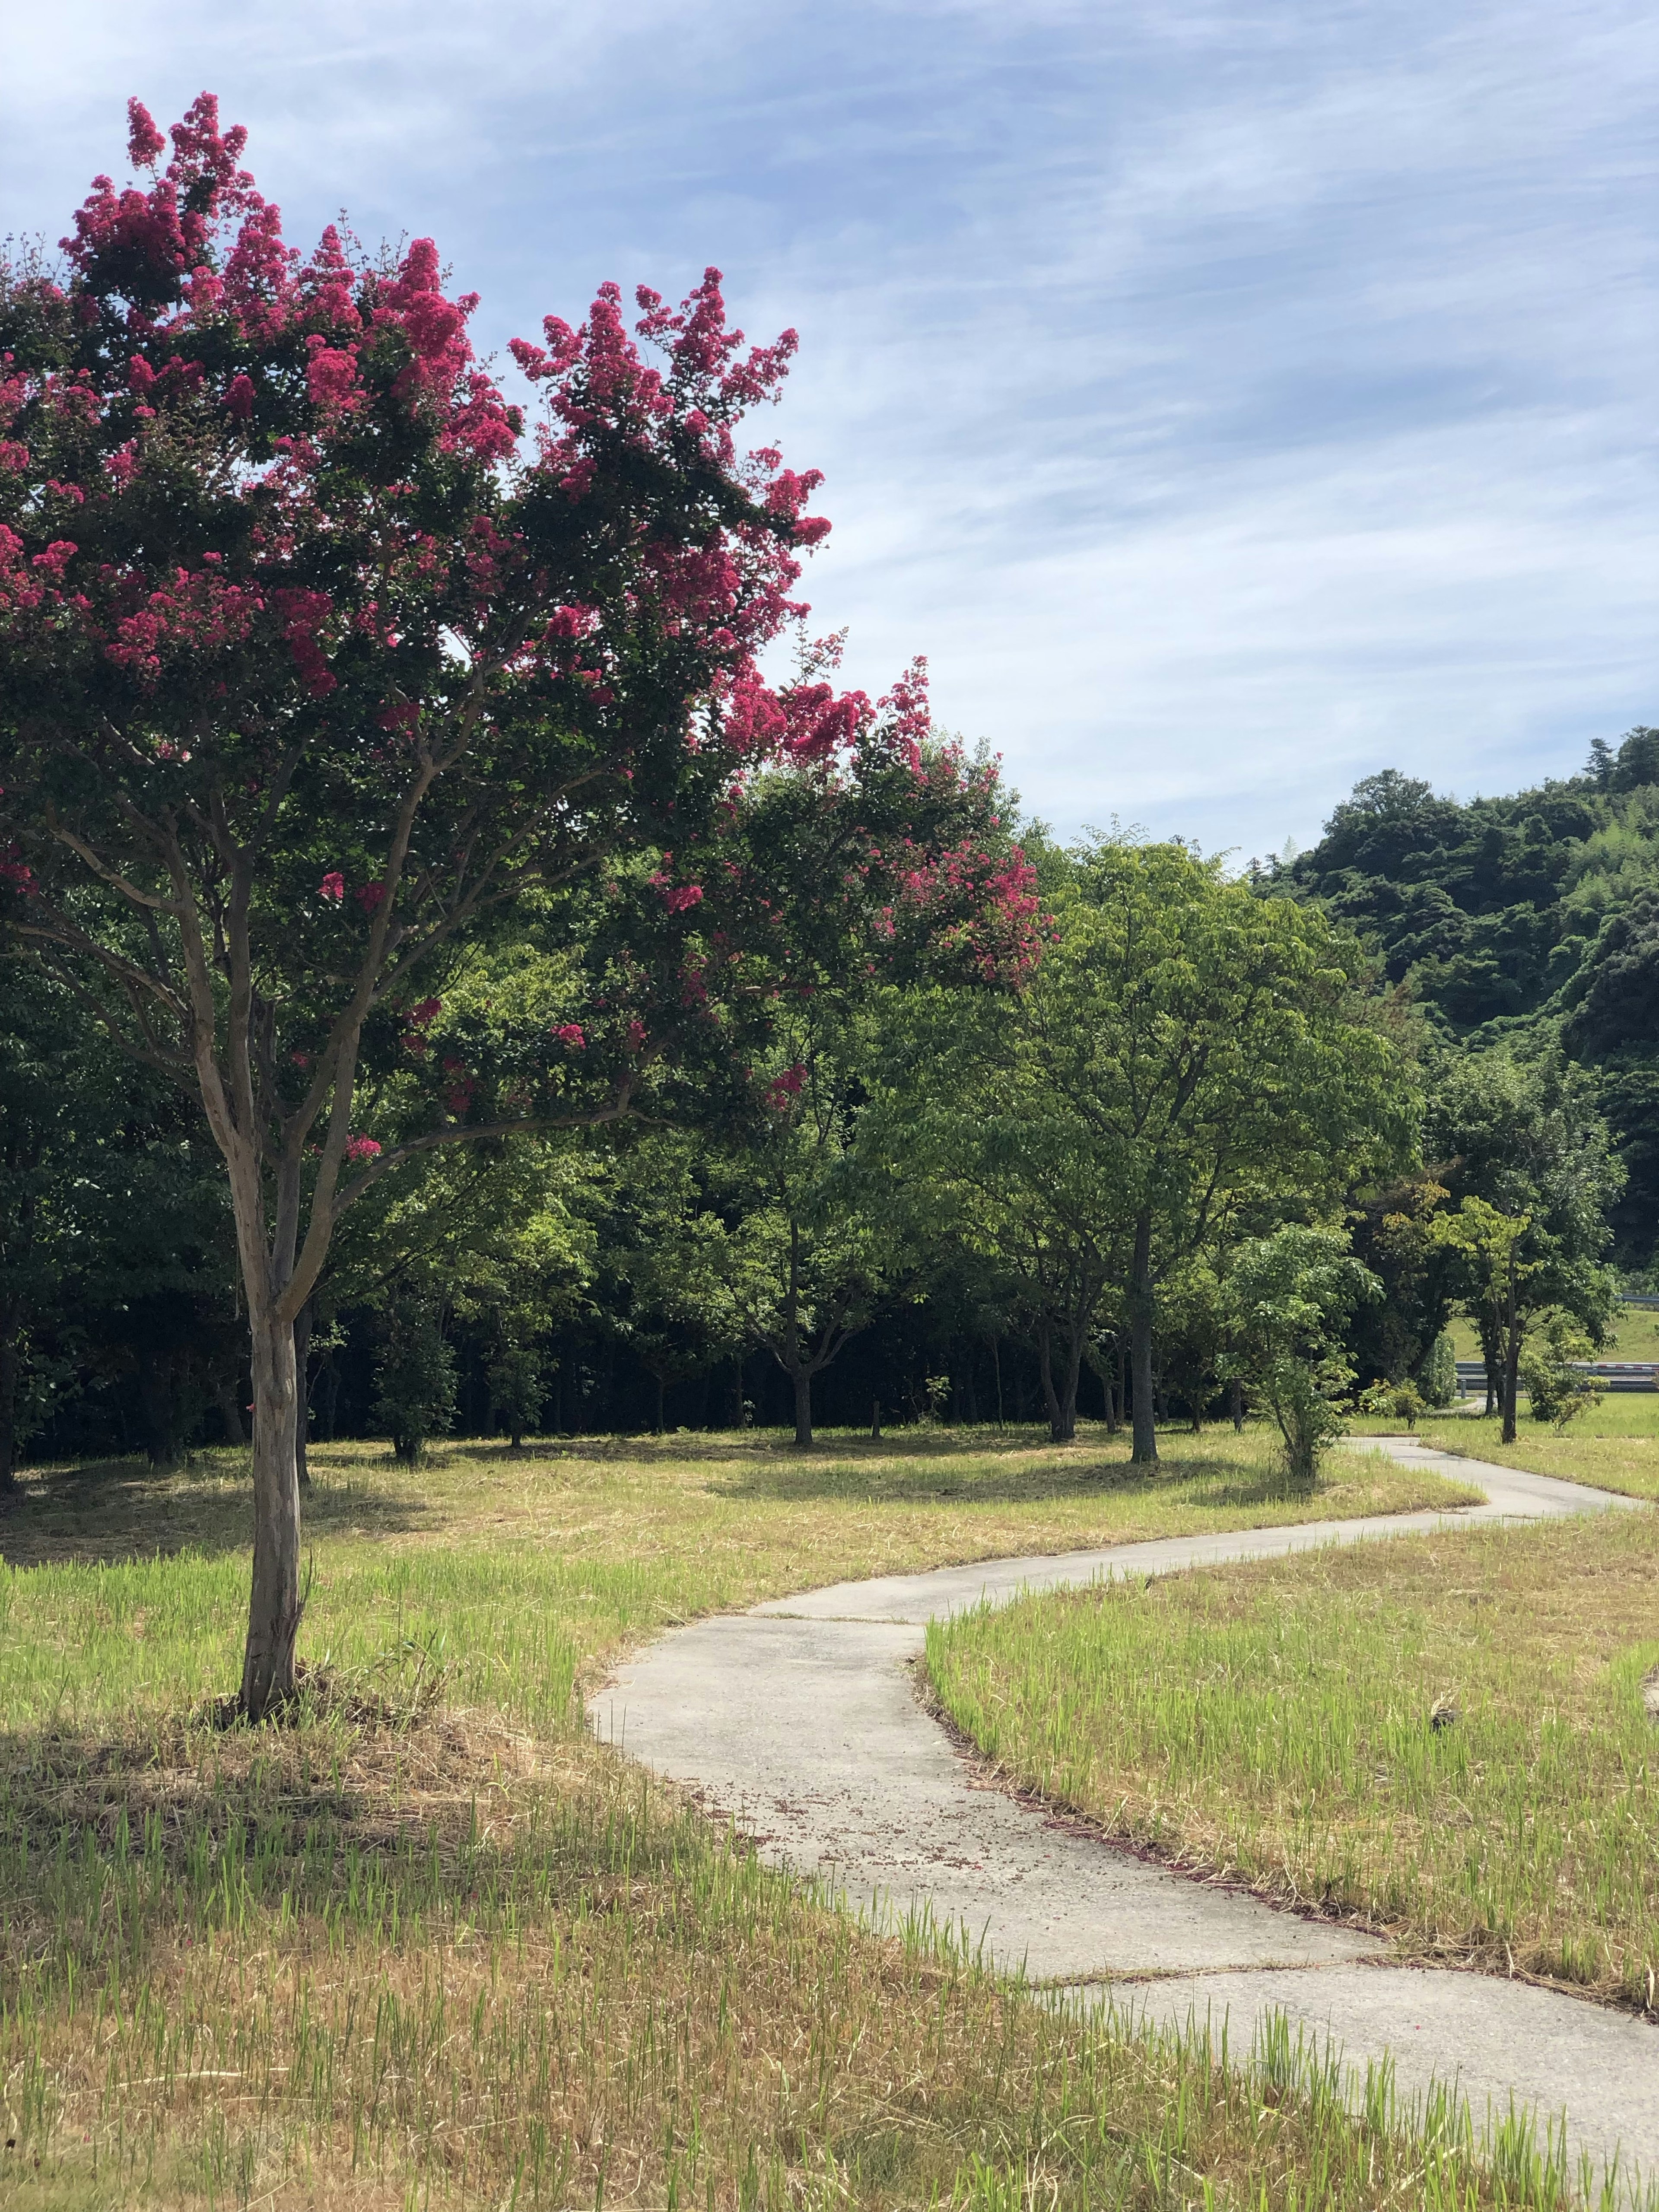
1280,725,1659,1262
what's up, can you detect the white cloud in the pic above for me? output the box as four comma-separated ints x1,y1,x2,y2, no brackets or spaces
3,0,1654,854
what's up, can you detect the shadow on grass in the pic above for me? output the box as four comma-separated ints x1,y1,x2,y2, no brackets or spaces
516,1422,1071,1467
0,1450,429,1570
704,1451,1306,1510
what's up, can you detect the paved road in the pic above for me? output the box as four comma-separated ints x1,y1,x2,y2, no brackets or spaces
590,1441,1657,2192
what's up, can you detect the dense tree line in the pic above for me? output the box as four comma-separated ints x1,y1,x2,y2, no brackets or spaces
5,822,1625,1471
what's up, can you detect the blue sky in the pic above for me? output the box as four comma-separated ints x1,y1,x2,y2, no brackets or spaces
4,0,1655,859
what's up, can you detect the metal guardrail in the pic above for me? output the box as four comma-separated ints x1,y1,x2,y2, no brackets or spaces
1453,1358,1659,1394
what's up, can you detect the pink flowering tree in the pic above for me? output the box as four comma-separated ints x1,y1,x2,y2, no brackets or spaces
0,99,1034,1712
681,667,1041,1446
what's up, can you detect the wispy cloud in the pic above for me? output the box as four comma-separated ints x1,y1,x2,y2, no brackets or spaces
4,0,1654,853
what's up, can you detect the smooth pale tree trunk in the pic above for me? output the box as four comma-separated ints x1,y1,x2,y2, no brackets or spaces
1128,1211,1158,1464
791,1367,814,1449
242,1300,304,1717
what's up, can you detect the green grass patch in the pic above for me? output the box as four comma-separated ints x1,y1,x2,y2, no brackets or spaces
928,1506,1659,2011
0,1426,1574,2209
0,1425,1475,1732
1446,1304,1659,1365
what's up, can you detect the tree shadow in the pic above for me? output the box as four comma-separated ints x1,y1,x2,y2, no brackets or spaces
512,1423,1069,1470
0,1449,429,1569
704,1443,1306,1510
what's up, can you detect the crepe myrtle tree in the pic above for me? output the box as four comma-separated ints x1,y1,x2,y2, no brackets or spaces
0,97,1034,1713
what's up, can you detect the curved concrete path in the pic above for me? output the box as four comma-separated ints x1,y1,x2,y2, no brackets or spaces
590,1441,1657,2190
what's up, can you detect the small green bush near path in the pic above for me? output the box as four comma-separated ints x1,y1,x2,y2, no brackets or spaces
0,1427,1530,2211
928,1507,1659,2012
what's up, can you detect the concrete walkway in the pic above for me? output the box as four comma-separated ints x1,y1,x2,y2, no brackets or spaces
590,1441,1657,2190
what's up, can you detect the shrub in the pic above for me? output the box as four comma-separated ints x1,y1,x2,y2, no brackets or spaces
1519,1310,1601,1430
1357,1378,1426,1430
1421,1329,1458,1408
372,1307,458,1465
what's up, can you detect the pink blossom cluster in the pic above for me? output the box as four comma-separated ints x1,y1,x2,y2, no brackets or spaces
764,1062,807,1111
106,562,262,678
0,97,850,769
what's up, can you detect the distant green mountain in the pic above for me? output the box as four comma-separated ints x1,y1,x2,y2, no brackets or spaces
1279,727,1659,1263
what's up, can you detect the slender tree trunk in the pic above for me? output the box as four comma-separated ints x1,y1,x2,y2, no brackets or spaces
1128,1211,1158,1464
1037,1322,1068,1442
216,1375,247,1447
242,1301,303,1717
1501,1263,1521,1445
1478,1310,1500,1417
871,1396,882,1440
0,1303,22,1494
1061,1347,1082,1440
792,1366,814,1449
1230,1376,1245,1433
655,1373,665,1435
992,1336,1004,1428
293,1299,312,1490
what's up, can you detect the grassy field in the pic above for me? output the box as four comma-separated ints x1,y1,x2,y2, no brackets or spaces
1356,1389,1659,1503
928,1504,1659,2014
2,1424,1545,2212
1444,1306,1659,1365
0,1425,1475,1732
1410,1303,1659,1503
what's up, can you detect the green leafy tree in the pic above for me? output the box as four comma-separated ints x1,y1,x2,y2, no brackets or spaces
0,969,243,1478
1425,1050,1621,1441
1421,1328,1458,1409
879,842,1412,1450
372,1302,457,1464
1218,1226,1380,1483
725,1017,899,1448
1518,1309,1601,1429
1345,1175,1456,1389
590,1133,742,1433
1156,1263,1228,1433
